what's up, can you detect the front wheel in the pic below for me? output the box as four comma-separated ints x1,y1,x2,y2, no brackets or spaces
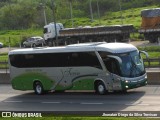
95,82,107,95
34,82,44,95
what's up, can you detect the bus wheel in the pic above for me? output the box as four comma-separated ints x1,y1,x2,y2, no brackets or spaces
32,43,36,48
95,81,107,95
34,82,44,95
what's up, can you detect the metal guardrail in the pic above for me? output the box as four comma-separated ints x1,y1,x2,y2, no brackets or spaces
143,58,160,68
0,60,8,73
0,61,8,69
0,58,160,70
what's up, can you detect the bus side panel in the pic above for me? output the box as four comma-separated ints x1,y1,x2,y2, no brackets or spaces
11,72,54,91
54,77,95,91
71,77,95,90
54,67,103,91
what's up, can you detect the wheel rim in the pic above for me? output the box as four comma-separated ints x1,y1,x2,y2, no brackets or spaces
98,84,104,94
48,42,53,47
33,44,36,47
36,84,42,94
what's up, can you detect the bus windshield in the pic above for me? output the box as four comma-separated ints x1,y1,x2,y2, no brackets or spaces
118,51,145,78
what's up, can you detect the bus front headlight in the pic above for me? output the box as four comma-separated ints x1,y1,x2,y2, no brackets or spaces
145,75,147,79
125,86,129,88
125,80,129,83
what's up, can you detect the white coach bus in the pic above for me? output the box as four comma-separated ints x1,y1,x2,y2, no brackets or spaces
8,42,148,95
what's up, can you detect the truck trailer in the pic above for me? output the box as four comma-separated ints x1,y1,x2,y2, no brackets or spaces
43,23,134,46
139,8,160,43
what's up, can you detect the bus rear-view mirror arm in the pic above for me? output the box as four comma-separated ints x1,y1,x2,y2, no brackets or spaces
107,55,122,65
140,51,149,59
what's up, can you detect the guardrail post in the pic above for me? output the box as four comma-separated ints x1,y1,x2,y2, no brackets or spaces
148,59,150,67
159,57,160,67
5,60,7,74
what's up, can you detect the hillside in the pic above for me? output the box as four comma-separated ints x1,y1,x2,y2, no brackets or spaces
0,5,159,47
0,0,160,29
0,0,160,47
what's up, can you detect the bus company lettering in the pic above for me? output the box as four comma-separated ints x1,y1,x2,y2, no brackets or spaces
62,68,80,76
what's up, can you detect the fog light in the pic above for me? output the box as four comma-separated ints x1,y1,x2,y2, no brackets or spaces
145,81,148,84
125,86,128,88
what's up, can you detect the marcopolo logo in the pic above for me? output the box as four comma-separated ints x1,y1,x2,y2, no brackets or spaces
2,112,12,117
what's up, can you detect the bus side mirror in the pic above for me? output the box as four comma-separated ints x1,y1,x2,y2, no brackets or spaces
140,51,149,59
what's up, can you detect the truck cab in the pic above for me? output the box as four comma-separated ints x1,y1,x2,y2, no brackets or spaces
43,23,64,46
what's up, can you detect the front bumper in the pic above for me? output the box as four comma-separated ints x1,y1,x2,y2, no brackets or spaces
121,76,147,90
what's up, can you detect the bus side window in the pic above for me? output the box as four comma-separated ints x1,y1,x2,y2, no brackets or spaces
100,58,120,75
69,52,102,69
98,51,120,75
104,58,120,75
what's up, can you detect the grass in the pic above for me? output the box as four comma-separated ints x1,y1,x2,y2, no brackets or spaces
0,53,8,61
0,29,43,47
138,46,160,52
100,5,158,29
138,46,160,67
0,53,8,69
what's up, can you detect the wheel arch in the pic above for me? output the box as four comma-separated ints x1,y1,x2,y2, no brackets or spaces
33,79,42,89
94,79,107,90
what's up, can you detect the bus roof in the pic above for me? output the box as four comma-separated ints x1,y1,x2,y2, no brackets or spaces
9,42,137,55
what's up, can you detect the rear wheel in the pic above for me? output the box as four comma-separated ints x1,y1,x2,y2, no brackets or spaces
23,44,27,48
48,41,53,47
32,43,36,48
34,82,44,95
95,81,107,95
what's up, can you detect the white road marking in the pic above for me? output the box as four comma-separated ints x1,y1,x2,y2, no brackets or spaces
4,101,22,103
41,102,61,104
81,102,104,105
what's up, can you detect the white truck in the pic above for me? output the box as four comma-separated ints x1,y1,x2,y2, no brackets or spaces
44,23,134,46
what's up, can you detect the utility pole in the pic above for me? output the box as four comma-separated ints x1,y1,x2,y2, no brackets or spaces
69,0,74,28
118,0,123,25
96,0,101,25
40,2,47,25
89,0,94,22
51,0,58,46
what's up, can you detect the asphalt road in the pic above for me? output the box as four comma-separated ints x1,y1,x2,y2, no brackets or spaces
0,84,160,116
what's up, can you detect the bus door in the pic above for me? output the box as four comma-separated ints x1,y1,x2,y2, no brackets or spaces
104,55,122,91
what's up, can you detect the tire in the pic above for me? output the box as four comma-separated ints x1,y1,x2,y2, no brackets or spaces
23,44,26,48
48,41,53,47
34,82,44,95
95,81,107,95
32,43,36,48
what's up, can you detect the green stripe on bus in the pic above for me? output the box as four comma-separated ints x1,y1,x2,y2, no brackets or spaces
11,72,54,91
